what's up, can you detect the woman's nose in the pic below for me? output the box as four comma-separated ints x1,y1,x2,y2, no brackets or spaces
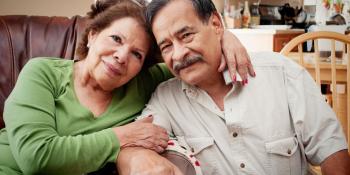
113,46,129,65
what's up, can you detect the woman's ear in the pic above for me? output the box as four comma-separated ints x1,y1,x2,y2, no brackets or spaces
87,30,98,47
210,11,224,37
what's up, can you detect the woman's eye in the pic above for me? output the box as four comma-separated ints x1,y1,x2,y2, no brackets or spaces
110,35,122,43
132,51,142,60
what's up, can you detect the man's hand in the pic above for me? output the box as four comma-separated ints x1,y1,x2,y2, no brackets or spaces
219,30,255,85
321,150,350,175
117,147,183,175
113,116,169,153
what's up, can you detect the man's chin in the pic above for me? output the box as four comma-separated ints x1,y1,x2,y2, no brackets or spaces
179,74,200,86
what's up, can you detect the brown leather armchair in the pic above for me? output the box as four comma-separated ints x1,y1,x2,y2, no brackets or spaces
0,15,196,175
0,15,87,129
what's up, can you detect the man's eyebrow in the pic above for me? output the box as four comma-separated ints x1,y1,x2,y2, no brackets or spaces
157,26,193,47
174,26,192,36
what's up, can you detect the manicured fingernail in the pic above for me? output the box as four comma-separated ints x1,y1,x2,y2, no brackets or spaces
245,79,248,84
232,75,237,82
241,80,245,86
253,72,256,77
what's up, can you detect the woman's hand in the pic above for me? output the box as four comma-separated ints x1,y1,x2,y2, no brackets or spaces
113,116,169,153
219,30,256,85
117,147,183,175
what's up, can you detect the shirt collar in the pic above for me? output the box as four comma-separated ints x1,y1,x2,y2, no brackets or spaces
181,81,199,98
181,80,191,92
181,79,241,100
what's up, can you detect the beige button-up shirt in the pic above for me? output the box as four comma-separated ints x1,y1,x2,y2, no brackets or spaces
140,52,347,175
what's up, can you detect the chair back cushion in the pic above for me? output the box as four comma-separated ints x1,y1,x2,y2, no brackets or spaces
0,15,87,128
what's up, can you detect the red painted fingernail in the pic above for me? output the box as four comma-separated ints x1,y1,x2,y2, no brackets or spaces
241,80,245,86
245,79,248,84
168,141,174,145
195,160,200,166
232,75,236,82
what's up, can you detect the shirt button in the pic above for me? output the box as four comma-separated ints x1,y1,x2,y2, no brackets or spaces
240,163,245,168
232,132,238,137
287,149,292,154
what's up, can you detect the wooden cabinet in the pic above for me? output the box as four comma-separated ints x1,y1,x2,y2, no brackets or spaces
273,32,304,52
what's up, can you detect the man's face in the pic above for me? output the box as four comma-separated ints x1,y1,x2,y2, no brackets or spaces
151,0,224,87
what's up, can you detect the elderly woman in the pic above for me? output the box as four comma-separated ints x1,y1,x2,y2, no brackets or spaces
0,0,254,174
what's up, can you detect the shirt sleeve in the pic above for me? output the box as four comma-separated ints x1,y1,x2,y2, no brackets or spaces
139,86,203,175
138,84,173,135
4,59,120,175
285,59,348,165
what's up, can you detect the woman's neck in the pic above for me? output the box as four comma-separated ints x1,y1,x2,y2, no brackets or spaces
73,60,114,117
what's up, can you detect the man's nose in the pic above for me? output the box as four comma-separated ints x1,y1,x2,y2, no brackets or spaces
172,43,189,62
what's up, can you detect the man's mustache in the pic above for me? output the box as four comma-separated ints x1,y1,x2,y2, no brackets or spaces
173,56,203,74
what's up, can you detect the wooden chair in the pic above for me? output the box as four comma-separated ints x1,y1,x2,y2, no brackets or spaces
280,31,350,174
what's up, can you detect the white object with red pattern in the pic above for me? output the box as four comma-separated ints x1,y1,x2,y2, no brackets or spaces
166,139,203,175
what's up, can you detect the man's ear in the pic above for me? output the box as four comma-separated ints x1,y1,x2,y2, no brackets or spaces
210,11,224,37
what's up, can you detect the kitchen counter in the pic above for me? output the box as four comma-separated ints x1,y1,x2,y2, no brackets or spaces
229,28,305,34
228,28,305,52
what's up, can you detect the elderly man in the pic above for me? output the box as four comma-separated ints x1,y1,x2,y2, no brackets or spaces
117,0,350,174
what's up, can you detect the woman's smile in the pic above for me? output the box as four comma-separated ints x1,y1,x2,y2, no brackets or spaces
103,59,123,77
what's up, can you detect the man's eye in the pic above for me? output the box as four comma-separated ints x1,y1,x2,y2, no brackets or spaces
182,33,193,39
110,35,122,43
161,44,171,52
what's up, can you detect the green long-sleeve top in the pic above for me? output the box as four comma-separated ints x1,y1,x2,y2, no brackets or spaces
0,58,172,174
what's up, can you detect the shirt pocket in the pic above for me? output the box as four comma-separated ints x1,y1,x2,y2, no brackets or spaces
265,136,302,175
185,137,219,175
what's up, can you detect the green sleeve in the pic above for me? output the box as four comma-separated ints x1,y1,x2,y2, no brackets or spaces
140,63,173,99
149,63,173,83
4,59,119,175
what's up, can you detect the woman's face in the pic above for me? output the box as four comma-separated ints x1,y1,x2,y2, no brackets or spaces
85,17,150,91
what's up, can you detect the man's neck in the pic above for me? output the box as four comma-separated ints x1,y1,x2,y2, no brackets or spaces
197,74,232,110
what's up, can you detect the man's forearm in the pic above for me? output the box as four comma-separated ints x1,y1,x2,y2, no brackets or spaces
321,150,350,175
116,147,183,175
116,147,159,175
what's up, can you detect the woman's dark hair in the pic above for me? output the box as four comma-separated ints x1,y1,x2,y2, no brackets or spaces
76,0,161,68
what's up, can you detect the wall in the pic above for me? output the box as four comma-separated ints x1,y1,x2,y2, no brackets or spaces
260,0,301,7
0,0,91,17
0,0,305,17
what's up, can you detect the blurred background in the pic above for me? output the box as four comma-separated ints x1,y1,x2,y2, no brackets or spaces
0,0,91,17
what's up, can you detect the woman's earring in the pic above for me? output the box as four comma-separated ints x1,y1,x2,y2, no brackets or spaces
94,0,99,8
